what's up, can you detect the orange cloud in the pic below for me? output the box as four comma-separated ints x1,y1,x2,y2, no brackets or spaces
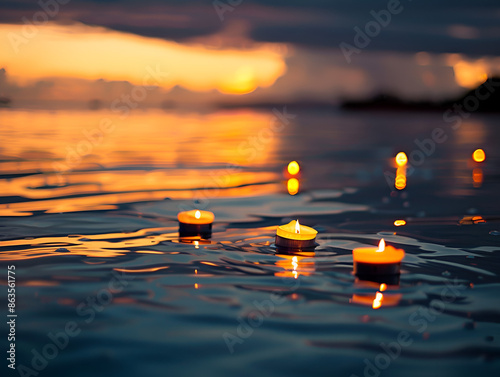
0,22,286,95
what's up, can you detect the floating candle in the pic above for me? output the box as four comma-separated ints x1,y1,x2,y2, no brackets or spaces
275,220,317,251
353,239,404,279
177,210,214,238
472,148,485,163
287,161,300,176
395,152,408,167
394,219,406,227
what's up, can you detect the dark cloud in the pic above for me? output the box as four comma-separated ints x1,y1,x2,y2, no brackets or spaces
0,0,499,55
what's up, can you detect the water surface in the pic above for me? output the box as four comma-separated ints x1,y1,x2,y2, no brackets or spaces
1,108,500,377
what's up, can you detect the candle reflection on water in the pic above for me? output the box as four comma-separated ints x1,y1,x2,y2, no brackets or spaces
285,161,300,195
350,280,402,309
471,149,485,188
287,178,300,195
472,168,483,188
275,252,315,279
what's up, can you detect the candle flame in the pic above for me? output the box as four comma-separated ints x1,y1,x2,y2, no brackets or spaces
295,220,300,234
380,283,387,292
195,210,201,219
194,240,199,249
377,239,385,252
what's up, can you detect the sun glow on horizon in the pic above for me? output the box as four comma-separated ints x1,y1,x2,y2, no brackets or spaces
0,22,287,95
453,60,488,89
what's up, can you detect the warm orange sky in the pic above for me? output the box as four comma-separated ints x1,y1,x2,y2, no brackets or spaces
1,21,499,106
0,22,287,95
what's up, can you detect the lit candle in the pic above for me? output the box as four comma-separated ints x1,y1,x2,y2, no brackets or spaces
394,152,407,191
353,239,404,279
472,148,485,163
287,161,300,176
177,210,214,238
275,220,317,251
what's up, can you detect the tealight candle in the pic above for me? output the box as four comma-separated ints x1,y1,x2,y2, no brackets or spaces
275,220,317,251
178,210,214,238
353,239,404,278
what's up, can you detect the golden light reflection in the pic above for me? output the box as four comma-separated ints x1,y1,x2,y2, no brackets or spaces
459,215,487,225
287,161,300,175
0,109,282,216
114,266,170,273
471,216,486,223
274,252,315,279
287,178,299,195
395,166,407,190
394,219,406,227
0,227,179,261
472,149,486,163
350,280,401,309
0,23,286,94
472,168,483,188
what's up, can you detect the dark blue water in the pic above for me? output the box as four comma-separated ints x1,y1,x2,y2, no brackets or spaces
1,108,500,377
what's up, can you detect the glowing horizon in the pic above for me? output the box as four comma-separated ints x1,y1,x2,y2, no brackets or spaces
0,22,287,95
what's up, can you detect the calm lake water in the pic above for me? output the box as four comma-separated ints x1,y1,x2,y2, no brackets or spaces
1,107,500,377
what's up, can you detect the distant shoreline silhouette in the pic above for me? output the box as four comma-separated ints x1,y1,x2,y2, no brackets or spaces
341,77,500,113
0,96,11,106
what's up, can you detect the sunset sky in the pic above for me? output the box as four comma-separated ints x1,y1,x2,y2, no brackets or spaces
1,0,499,107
